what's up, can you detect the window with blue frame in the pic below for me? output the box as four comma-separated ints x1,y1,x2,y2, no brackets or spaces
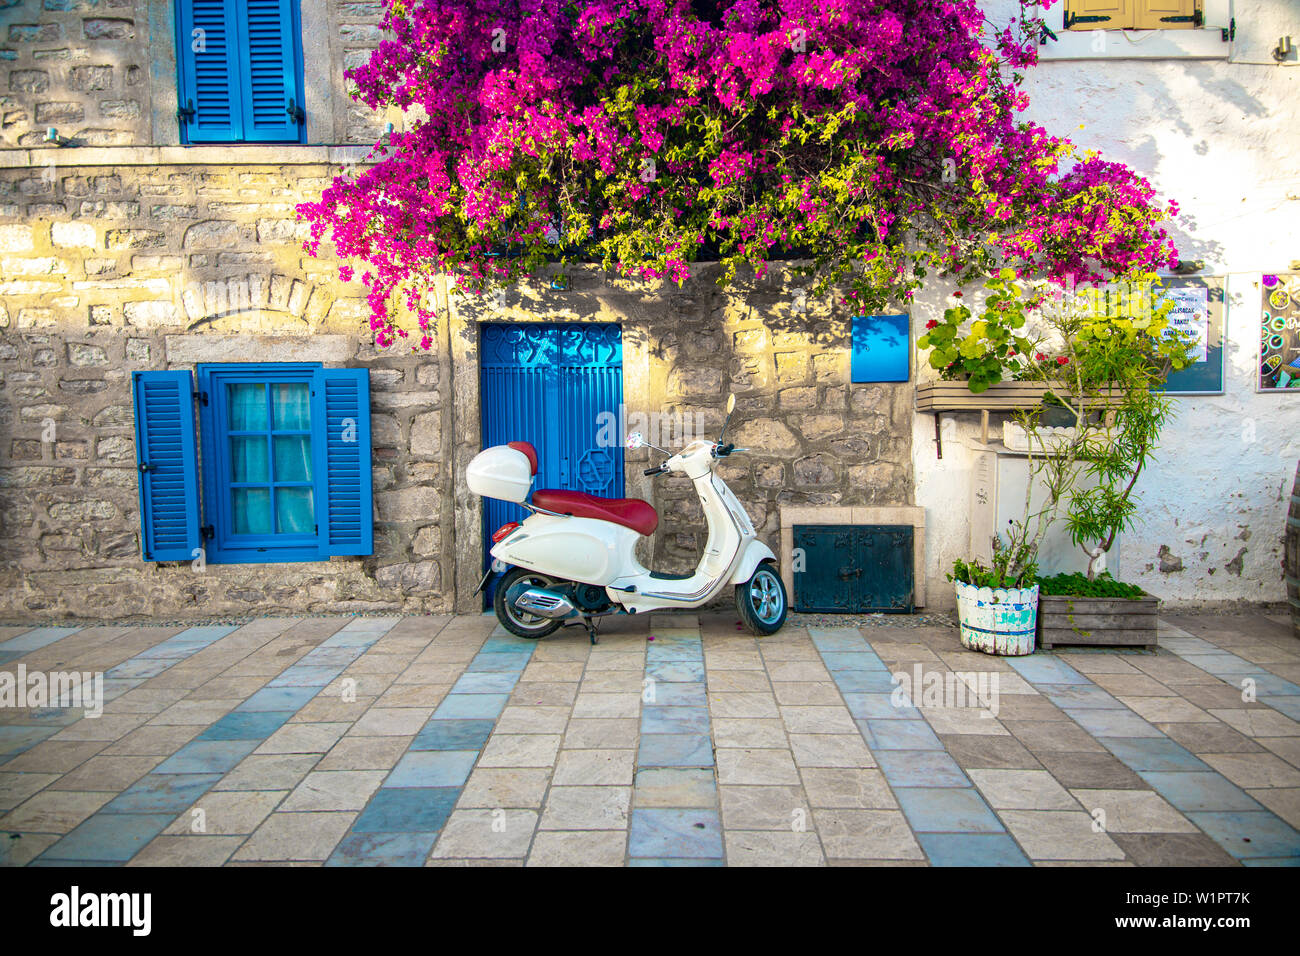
175,0,306,144
130,363,373,564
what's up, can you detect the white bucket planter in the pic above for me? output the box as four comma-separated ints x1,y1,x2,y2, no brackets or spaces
955,580,1040,656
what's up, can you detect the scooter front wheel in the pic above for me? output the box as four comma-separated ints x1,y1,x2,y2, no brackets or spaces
736,561,788,636
494,566,563,640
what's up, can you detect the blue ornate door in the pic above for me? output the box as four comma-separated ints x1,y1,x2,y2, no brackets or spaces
480,323,623,602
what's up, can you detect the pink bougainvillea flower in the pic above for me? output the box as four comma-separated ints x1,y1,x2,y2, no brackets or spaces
297,0,1178,349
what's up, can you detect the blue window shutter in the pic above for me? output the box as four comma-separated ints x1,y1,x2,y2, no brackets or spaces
313,368,373,557
131,371,203,562
177,0,243,143
236,0,303,142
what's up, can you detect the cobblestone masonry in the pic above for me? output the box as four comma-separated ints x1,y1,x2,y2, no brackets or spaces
0,154,913,619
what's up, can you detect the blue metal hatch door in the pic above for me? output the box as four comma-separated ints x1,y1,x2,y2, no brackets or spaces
479,323,623,605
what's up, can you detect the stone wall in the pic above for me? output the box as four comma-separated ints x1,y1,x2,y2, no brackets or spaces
0,156,459,619
0,0,388,149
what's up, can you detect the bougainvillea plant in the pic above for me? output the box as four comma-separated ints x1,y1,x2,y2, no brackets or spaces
298,0,1180,348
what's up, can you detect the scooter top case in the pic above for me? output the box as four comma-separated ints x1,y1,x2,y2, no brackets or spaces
466,442,535,503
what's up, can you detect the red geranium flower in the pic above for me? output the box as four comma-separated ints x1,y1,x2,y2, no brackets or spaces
1056,356,1069,366
925,319,939,329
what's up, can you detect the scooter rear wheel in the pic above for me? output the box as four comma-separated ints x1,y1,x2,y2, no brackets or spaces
495,566,563,640
736,561,788,636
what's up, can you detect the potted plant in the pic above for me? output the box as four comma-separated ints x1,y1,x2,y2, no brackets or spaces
1019,278,1192,648
949,539,1041,657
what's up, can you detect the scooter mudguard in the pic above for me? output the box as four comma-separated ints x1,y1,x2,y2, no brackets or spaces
728,539,777,585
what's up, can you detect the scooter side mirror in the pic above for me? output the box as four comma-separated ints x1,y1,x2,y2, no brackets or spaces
625,431,644,450
718,394,736,444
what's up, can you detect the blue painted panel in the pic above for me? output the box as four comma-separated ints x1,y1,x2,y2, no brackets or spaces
236,0,303,142
314,367,373,556
851,313,910,383
176,0,242,143
479,324,624,598
131,370,202,562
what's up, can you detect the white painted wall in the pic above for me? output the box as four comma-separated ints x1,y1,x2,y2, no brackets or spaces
915,0,1300,608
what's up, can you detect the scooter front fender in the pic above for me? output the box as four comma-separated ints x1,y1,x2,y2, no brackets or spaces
728,540,777,585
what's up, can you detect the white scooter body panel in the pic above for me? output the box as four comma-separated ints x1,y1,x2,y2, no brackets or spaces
491,514,640,586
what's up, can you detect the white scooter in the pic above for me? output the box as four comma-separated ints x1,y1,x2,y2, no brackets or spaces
468,395,787,642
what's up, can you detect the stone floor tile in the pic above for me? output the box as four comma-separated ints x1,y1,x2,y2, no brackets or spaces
1063,708,1163,739
326,830,439,866
725,830,825,866
527,830,627,866
708,693,780,719
255,722,351,755
874,750,968,788
715,748,800,785
921,706,1009,736
1069,788,1198,833
633,768,717,808
789,733,875,768
564,718,639,750
812,808,924,860
1137,770,1262,813
1185,810,1300,859
540,785,630,830
864,719,942,751
348,707,434,737
431,809,538,858
767,661,833,683
354,787,459,832
232,810,357,861
916,832,1029,866
628,807,723,859
706,671,774,693
552,749,636,786
40,812,175,862
164,789,286,835
459,768,551,808
126,834,246,867
1033,751,1147,790
1157,721,1264,755
1199,752,1300,789
938,734,1041,771
1088,673,1176,696
1004,720,1108,754
998,810,1126,860
213,754,320,791
51,754,162,792
0,789,114,833
1109,832,1240,867
386,750,478,788
317,736,413,770
779,706,859,735
710,718,785,748
478,734,563,769
0,771,60,811
1118,697,1215,724
1209,708,1300,738
280,770,386,811
155,739,260,775
719,785,808,830
801,768,897,809
895,787,1004,833
493,706,572,735
968,769,1079,810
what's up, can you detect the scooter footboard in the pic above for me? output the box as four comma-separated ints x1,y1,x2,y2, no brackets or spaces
729,540,777,585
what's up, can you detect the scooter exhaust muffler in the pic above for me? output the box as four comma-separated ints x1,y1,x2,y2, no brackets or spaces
511,586,577,620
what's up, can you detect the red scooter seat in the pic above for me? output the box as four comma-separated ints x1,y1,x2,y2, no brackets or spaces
531,489,659,537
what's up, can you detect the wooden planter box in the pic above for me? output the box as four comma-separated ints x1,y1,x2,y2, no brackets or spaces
1037,593,1160,650
916,381,1067,412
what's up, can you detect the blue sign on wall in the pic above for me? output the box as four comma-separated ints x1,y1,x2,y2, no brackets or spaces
851,313,910,383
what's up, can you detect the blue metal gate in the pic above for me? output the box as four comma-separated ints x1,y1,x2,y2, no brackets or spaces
480,323,623,602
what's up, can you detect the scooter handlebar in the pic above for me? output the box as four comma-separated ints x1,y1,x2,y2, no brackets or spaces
643,465,668,477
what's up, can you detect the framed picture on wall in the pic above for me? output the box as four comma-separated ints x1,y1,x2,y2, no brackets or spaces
1259,274,1300,392
1157,276,1225,395
851,313,910,383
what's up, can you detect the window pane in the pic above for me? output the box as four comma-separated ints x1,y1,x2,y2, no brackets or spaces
273,382,311,430
276,487,314,534
232,488,272,534
228,383,267,430
230,436,269,483
273,435,311,482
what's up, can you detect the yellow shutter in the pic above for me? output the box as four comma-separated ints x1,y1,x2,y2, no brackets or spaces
1133,0,1200,30
1065,0,1134,31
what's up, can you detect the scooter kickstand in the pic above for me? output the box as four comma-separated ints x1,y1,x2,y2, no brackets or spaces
584,617,600,646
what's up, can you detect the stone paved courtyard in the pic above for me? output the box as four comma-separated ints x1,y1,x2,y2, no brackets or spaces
1,610,1298,867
